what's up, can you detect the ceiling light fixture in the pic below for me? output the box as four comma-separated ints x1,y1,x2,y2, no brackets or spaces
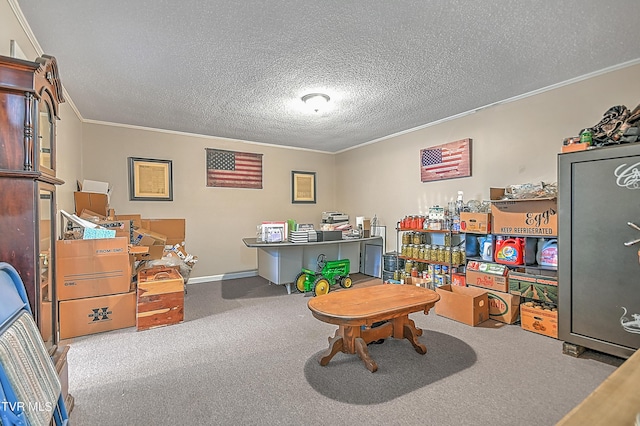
301,93,330,112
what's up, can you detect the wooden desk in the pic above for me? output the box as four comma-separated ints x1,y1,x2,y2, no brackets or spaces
307,284,440,372
557,349,640,425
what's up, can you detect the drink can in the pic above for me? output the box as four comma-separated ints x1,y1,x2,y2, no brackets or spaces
580,128,593,145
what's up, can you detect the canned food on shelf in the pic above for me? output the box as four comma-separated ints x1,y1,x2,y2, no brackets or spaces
402,232,411,245
452,247,461,265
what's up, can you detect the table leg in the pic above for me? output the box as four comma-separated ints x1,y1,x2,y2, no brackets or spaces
319,333,344,366
354,337,378,373
284,283,292,294
403,318,426,354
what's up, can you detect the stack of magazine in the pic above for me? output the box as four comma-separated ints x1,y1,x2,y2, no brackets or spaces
289,224,316,243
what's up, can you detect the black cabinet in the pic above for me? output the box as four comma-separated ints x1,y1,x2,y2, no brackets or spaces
559,144,640,358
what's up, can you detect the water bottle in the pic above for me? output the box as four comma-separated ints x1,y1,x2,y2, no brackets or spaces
455,191,464,215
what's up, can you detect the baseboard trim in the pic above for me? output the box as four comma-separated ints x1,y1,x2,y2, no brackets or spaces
187,270,258,284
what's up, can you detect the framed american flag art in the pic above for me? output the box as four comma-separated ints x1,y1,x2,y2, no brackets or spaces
420,138,472,183
206,148,263,189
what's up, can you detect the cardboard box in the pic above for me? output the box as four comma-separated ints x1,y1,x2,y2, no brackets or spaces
140,219,185,246
508,271,558,304
561,142,589,153
56,237,131,300
137,267,184,331
460,212,491,234
467,270,509,292
490,188,557,237
486,290,520,324
466,261,509,292
74,192,108,217
520,303,558,338
435,284,489,326
115,214,142,229
451,273,466,287
58,289,136,339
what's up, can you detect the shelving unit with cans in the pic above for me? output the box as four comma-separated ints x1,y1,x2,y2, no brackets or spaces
395,216,466,288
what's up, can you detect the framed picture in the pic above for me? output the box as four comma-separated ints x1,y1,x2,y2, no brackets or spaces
291,171,316,204
420,138,472,182
128,157,173,201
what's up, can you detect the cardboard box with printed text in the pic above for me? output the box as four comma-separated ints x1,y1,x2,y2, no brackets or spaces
56,237,131,300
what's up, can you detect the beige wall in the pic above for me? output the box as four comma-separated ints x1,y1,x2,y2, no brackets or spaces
4,0,640,281
81,124,335,278
1,0,83,224
335,63,640,254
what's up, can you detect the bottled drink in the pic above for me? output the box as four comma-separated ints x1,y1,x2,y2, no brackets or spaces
455,191,464,215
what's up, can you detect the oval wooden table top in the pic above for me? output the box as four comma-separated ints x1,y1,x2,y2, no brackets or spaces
307,284,440,326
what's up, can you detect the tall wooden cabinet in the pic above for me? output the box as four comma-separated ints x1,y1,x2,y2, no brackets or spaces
0,54,64,349
0,54,73,412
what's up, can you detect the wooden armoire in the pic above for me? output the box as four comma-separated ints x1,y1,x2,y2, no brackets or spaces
0,54,73,411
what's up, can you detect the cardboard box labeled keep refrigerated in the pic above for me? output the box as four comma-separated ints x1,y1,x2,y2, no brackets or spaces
56,237,131,300
58,289,136,339
508,271,558,304
490,188,557,236
435,284,489,326
486,290,520,324
460,212,491,234
520,303,558,338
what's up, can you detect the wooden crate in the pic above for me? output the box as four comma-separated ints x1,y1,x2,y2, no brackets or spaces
137,267,184,331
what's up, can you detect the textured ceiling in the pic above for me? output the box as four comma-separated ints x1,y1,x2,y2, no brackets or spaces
13,0,640,153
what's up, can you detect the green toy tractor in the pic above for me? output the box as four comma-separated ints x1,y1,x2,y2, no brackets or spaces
295,254,352,296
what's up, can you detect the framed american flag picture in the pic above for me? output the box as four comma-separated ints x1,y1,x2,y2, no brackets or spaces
420,138,472,182
206,148,263,189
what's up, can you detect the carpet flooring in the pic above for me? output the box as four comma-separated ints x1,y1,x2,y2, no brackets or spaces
61,274,623,426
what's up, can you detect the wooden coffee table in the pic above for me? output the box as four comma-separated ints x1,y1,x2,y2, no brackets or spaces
307,284,440,372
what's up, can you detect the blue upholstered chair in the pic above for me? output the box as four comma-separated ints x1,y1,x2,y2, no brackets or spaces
0,262,68,426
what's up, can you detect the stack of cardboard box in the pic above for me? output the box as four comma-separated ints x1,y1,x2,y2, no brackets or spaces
56,237,136,339
55,184,193,339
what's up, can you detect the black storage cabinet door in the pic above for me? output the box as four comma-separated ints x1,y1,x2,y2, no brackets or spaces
559,143,640,358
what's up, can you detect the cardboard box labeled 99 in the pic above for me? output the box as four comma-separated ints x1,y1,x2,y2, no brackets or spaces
490,187,557,237
435,284,488,326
